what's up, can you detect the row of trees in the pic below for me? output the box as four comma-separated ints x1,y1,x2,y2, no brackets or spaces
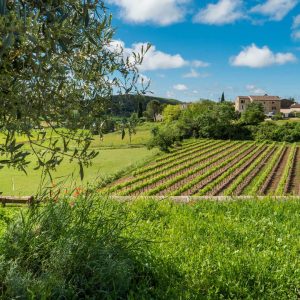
149,101,300,151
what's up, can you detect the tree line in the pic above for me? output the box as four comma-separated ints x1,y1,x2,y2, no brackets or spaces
148,100,300,152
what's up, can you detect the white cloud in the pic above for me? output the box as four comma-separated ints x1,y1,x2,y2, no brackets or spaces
230,44,297,68
108,0,190,25
139,74,150,84
109,40,187,71
183,69,210,78
191,60,210,67
183,69,199,78
107,39,126,54
246,84,267,95
109,40,210,72
134,43,187,71
292,29,300,39
173,84,188,91
250,0,298,21
166,90,175,98
292,14,300,28
193,0,244,25
292,14,300,39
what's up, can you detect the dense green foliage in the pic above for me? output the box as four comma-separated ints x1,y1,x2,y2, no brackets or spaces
147,123,182,152
241,102,266,125
162,104,181,123
143,100,164,121
0,196,151,298
110,94,181,117
0,197,299,299
0,0,145,177
251,122,300,142
149,101,300,151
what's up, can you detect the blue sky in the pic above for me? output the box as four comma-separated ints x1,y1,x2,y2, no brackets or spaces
107,0,300,102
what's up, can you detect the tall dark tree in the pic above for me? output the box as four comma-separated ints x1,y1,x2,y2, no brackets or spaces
144,100,161,121
137,97,144,118
220,92,225,103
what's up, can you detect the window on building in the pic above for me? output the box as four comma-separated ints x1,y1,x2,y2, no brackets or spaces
241,100,244,104
241,105,244,110
272,106,276,110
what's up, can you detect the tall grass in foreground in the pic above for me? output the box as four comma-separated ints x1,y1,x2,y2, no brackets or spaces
0,196,300,299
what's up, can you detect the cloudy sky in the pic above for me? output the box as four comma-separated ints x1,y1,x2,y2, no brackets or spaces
107,0,300,102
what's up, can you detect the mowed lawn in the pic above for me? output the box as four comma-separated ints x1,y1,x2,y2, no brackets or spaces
0,123,159,196
0,148,158,196
90,122,154,148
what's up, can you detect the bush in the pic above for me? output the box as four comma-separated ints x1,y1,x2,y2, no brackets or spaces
0,195,158,299
241,102,265,125
147,124,182,152
252,122,300,142
272,113,283,120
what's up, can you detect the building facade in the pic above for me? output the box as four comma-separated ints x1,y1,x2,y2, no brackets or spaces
281,103,300,118
235,95,281,114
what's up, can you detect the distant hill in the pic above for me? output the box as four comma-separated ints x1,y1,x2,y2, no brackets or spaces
110,94,182,117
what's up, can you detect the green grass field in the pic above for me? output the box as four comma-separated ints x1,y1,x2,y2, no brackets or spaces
90,122,154,148
1,197,299,299
129,198,300,299
0,148,158,196
0,123,159,196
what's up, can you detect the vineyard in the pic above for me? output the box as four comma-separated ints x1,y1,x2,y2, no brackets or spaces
103,139,300,196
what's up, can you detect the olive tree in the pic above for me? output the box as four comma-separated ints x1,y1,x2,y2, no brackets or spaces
0,0,148,182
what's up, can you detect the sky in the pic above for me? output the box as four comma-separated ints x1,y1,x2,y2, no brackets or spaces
106,0,300,102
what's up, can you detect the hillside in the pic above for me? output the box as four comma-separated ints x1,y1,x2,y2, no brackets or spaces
110,94,182,117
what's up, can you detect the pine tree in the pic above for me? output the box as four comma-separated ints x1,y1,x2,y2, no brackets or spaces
220,92,225,103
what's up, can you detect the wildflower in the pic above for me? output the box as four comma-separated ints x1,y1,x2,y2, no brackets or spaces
73,187,82,197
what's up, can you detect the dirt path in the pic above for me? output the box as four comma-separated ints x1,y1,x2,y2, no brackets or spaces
264,147,290,195
288,147,300,195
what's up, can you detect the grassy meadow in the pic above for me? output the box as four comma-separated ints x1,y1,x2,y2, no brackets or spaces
0,123,159,196
0,197,299,299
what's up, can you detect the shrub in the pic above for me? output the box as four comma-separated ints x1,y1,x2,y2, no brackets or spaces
272,113,283,120
0,195,157,299
147,124,182,152
241,102,265,125
251,122,300,142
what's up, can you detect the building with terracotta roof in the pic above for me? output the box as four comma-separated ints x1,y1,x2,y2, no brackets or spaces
235,95,281,115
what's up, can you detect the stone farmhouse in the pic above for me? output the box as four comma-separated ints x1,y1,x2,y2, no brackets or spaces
235,95,281,115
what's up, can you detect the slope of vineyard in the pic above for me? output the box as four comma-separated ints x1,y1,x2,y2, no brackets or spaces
103,139,300,196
